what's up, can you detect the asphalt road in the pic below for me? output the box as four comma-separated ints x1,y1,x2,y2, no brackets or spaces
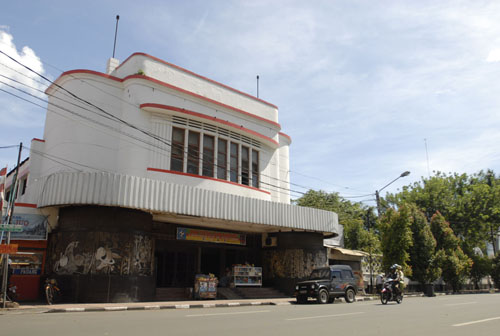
1,294,499,336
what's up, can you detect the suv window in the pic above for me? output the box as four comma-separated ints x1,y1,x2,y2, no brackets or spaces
309,269,330,280
341,270,353,279
331,270,341,279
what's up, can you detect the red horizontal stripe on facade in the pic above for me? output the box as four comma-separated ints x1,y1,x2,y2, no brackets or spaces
14,203,38,208
147,167,271,195
279,132,292,143
32,138,45,143
49,70,280,129
141,103,279,146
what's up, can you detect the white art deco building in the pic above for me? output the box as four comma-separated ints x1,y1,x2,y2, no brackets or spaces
18,53,340,302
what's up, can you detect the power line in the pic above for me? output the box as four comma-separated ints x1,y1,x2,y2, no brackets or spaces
27,54,375,198
1,84,300,197
0,75,308,197
0,52,372,199
3,51,371,197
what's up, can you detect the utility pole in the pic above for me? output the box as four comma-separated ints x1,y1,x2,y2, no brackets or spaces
1,142,22,308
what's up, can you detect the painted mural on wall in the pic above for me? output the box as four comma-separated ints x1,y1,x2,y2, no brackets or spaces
262,249,328,280
48,232,153,276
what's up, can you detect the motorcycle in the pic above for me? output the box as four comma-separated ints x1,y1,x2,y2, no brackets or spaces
44,278,60,305
380,278,403,304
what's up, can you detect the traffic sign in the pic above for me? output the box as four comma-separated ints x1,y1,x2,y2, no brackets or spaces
0,224,23,232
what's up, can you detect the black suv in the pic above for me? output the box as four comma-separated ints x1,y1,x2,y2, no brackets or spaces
294,265,358,304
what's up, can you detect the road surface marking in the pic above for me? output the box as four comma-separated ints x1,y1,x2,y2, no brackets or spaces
444,302,477,306
453,316,500,327
186,310,270,317
286,312,365,321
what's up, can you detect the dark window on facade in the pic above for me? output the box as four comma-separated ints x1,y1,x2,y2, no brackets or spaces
21,177,28,195
230,142,238,183
202,135,214,177
251,150,259,188
217,139,227,180
241,146,249,186
169,125,261,189
170,127,185,172
187,131,200,175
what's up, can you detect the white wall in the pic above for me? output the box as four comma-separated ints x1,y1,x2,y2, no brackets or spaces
35,54,291,204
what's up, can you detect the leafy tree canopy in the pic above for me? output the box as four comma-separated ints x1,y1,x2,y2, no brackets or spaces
294,190,379,252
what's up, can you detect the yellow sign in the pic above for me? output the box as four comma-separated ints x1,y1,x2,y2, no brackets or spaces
177,228,246,245
0,244,18,254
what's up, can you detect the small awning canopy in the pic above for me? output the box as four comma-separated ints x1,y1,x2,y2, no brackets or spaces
325,245,369,260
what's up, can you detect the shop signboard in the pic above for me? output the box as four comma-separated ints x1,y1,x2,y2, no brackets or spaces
177,227,246,245
0,244,18,254
8,214,48,240
0,224,23,232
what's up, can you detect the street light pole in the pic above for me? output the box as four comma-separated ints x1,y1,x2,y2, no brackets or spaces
370,170,410,294
375,171,410,217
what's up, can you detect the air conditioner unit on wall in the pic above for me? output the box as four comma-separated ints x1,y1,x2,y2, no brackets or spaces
262,233,278,247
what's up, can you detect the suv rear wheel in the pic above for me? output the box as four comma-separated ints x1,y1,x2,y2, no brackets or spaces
345,288,355,303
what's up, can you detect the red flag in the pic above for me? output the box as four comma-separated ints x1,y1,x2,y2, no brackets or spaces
0,167,6,176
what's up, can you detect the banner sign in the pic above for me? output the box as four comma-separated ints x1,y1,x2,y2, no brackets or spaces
0,224,23,232
7,214,48,240
0,244,18,254
177,227,246,246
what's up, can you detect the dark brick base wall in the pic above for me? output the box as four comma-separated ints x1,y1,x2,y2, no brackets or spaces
46,206,155,303
262,232,327,295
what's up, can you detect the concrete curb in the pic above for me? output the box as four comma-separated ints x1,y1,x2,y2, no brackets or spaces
43,294,425,313
45,301,285,313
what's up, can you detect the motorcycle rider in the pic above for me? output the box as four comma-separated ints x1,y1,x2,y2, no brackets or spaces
390,264,404,296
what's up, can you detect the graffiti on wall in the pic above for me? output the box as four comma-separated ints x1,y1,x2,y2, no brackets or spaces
263,249,328,279
49,232,153,276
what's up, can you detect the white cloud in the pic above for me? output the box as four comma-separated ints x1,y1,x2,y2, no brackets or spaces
486,48,500,62
0,29,46,129
0,29,46,97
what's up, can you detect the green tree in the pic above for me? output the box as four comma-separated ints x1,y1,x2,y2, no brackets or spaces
295,190,380,253
469,253,492,290
430,212,472,292
491,254,500,289
386,170,500,253
379,204,413,276
407,204,441,286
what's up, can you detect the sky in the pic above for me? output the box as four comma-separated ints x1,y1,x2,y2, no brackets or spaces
1,0,500,207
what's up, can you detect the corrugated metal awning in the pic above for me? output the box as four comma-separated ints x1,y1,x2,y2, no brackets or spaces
30,171,340,236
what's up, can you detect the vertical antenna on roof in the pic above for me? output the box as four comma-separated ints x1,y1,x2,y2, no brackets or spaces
424,138,430,178
256,75,260,98
112,15,120,58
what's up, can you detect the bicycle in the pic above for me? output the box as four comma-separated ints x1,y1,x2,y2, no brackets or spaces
44,278,60,305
